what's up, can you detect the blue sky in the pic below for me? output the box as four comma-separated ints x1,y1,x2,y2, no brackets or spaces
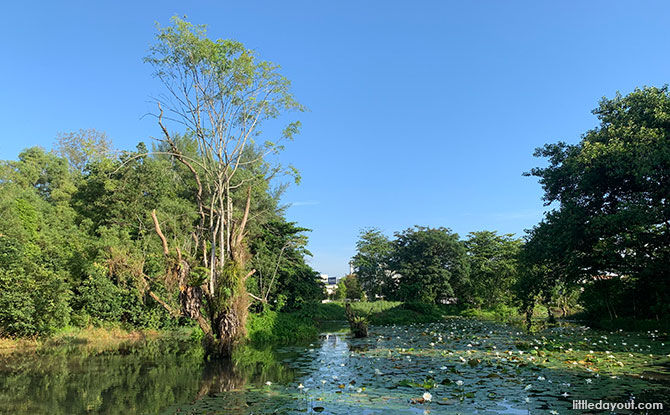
2,1,669,276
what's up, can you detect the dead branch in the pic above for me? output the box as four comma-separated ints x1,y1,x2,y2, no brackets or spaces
149,291,180,317
151,209,170,256
234,187,252,248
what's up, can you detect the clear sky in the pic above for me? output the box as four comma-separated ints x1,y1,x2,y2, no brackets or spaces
1,1,669,276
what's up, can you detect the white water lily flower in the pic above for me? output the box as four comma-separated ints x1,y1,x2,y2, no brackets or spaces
524,384,532,391
561,392,569,397
537,376,545,381
549,411,559,415
423,392,432,401
265,381,272,386
586,379,592,384
456,380,464,386
298,383,304,389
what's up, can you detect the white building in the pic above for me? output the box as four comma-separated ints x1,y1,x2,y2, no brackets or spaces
320,273,340,297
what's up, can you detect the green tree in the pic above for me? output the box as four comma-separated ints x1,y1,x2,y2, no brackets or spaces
0,148,77,335
524,86,670,320
342,274,364,301
389,226,469,304
248,219,324,310
351,228,393,299
54,128,114,174
464,231,522,308
333,280,347,301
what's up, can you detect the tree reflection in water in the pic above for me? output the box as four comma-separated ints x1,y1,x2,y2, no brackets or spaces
0,336,295,415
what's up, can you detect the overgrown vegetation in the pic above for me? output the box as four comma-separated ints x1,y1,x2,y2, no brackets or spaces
0,19,324,347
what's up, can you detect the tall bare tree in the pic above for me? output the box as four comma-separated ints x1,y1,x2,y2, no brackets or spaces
143,17,303,357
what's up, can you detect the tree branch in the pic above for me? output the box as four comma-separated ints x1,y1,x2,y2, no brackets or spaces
151,209,170,256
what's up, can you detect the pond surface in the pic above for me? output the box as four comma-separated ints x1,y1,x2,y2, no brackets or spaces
1,319,669,414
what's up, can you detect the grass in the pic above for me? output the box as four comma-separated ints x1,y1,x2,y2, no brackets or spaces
245,301,528,345
246,309,319,345
0,325,184,355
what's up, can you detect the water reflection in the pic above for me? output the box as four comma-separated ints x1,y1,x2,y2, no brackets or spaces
0,337,295,414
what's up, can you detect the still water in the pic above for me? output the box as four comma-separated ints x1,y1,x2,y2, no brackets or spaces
1,320,669,414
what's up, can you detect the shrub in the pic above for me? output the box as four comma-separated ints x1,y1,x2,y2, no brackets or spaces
75,265,125,324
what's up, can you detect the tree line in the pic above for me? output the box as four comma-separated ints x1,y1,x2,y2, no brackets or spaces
350,227,521,309
352,86,670,324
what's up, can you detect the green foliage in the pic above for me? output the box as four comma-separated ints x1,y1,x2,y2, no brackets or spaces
0,267,71,336
0,268,37,336
459,304,519,323
0,19,314,348
352,228,393,299
75,265,126,324
464,231,522,308
333,280,347,301
54,129,113,174
523,86,670,321
390,226,470,304
341,274,364,301
246,309,317,344
371,302,445,325
249,219,325,310
188,267,210,287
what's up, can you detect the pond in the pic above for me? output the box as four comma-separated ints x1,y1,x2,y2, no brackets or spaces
1,319,668,414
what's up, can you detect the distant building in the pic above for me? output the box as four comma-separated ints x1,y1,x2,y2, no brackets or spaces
320,273,340,297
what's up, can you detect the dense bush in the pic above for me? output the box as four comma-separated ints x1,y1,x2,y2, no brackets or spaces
1,141,323,338
0,267,71,336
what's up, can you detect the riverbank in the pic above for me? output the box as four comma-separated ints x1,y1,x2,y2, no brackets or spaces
245,301,538,345
0,326,185,356
2,301,666,355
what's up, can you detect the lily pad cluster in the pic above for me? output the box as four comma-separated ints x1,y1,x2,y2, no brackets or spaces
166,319,670,414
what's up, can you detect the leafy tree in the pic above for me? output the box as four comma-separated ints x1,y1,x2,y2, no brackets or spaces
248,219,324,310
54,129,114,174
464,231,522,308
0,148,77,335
389,226,469,304
333,280,347,301
351,228,393,299
524,86,670,320
341,274,364,301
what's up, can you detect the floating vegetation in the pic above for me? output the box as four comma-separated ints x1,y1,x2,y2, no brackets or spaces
1,319,668,414
167,319,670,414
